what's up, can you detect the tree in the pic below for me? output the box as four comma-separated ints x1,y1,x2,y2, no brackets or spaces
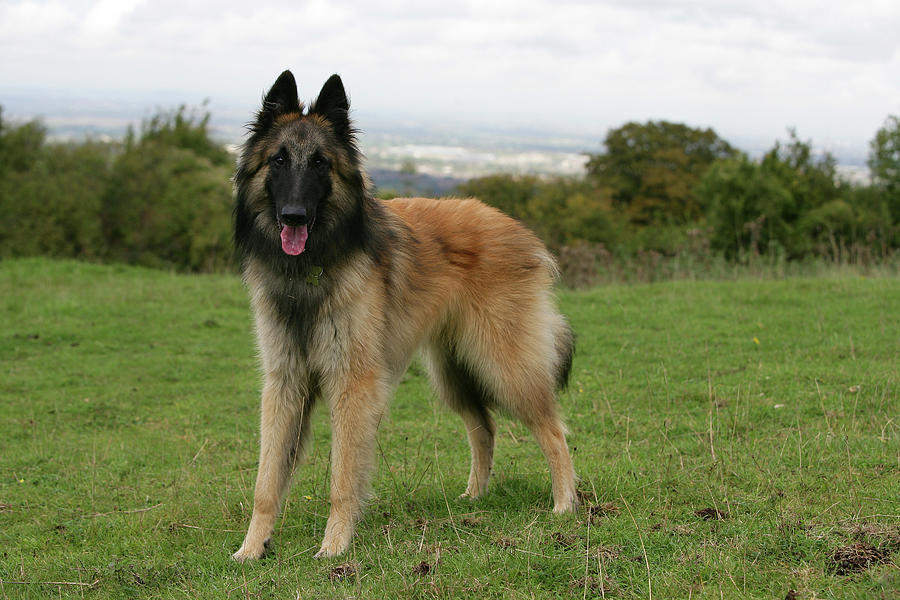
868,114,900,222
103,131,233,271
0,111,112,259
457,174,538,223
761,129,840,219
530,178,616,247
0,107,47,175
457,174,615,248
134,103,232,168
0,103,235,269
586,121,736,225
699,130,876,260
699,156,794,259
399,158,417,196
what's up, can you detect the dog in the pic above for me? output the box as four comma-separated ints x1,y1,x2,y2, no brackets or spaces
231,70,577,560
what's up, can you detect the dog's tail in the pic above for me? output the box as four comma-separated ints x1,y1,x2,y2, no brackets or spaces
554,318,575,391
537,249,574,391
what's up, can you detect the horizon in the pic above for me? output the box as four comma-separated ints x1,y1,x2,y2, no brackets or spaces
2,1,898,171
1,86,881,164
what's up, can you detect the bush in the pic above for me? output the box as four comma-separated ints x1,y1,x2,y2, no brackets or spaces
586,120,737,225
103,142,233,271
698,156,794,259
868,114,900,222
0,116,113,259
457,174,618,249
0,104,235,271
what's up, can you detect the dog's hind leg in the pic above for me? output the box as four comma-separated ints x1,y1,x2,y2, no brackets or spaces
423,344,496,499
458,305,578,514
458,405,496,499
475,356,577,513
522,408,578,513
233,380,312,562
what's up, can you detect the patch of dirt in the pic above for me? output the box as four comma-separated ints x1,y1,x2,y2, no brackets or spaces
588,502,620,522
847,523,900,551
422,541,457,556
777,518,807,534
784,590,799,600
460,516,484,527
576,488,598,505
13,332,41,340
109,563,148,587
595,545,622,562
494,536,516,549
551,531,579,549
571,575,618,596
412,561,431,576
328,562,357,581
694,507,727,521
827,542,892,575
676,551,702,565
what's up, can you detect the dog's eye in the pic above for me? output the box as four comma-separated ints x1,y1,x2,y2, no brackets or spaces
311,154,330,169
270,154,285,168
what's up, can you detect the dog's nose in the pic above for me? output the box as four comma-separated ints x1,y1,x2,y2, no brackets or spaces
280,206,308,226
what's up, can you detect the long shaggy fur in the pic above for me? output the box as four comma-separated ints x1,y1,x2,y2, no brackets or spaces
231,71,578,561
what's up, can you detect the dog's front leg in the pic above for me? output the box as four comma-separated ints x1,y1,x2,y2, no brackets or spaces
233,379,311,562
314,374,384,558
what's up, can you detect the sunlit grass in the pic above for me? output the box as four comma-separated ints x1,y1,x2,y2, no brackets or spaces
1,258,897,599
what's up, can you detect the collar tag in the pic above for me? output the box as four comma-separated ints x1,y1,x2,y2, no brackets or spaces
305,265,324,286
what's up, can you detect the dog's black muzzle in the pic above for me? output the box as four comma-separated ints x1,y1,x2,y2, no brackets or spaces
280,205,308,227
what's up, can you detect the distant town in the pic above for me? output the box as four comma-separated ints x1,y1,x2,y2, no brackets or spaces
2,91,871,195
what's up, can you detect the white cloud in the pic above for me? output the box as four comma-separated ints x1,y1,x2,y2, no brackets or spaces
0,0,73,40
83,0,143,36
1,0,898,158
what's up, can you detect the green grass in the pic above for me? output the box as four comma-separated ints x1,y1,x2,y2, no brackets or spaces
1,258,898,599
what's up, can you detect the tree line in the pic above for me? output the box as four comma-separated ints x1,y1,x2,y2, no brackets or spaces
1,104,898,282
459,120,899,263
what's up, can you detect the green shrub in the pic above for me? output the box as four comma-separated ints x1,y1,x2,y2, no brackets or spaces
103,142,233,271
698,156,794,259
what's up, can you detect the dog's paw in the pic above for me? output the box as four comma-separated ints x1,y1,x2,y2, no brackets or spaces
232,538,271,562
552,495,580,514
314,534,350,559
459,483,488,500
313,546,339,559
232,547,257,562
314,541,348,559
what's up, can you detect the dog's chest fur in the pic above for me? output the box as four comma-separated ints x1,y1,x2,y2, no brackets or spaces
243,255,384,390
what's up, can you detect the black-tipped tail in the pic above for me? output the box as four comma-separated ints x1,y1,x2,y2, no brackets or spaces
555,321,575,391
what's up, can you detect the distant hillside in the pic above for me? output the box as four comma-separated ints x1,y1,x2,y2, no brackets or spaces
368,168,466,197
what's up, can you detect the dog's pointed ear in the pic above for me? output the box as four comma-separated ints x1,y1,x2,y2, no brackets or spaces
253,70,301,133
311,74,351,139
263,70,301,116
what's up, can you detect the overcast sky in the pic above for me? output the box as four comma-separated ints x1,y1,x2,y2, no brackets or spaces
2,0,899,160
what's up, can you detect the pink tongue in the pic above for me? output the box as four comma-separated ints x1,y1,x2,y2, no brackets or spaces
280,225,308,255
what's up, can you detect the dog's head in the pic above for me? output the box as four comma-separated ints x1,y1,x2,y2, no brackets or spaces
234,71,364,260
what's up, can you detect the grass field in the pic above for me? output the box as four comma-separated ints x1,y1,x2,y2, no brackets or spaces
1,258,898,599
